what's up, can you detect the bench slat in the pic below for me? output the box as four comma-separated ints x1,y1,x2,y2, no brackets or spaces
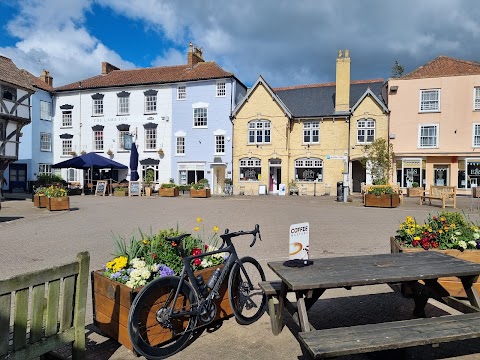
13,288,29,351
30,283,46,343
45,279,60,337
259,281,282,295
299,313,480,359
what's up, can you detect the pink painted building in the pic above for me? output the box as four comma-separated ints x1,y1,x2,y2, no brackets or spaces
383,56,480,195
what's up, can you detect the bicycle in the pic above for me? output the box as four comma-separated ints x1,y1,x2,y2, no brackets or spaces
128,224,267,359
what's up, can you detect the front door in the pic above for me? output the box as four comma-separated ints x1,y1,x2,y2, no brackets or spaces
9,163,27,192
269,159,282,194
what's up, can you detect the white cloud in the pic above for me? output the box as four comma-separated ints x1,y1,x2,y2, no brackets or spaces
2,0,480,88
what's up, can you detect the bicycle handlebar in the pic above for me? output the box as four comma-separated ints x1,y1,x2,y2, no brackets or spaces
220,224,261,248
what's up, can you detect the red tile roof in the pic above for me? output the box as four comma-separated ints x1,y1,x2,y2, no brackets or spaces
402,56,480,79
21,70,55,92
0,55,34,91
273,78,384,91
55,61,234,91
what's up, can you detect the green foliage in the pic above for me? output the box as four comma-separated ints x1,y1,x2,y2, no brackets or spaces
191,178,210,190
160,183,178,189
391,61,404,78
37,173,64,185
367,185,394,195
144,169,155,185
412,182,419,188
396,211,480,250
224,178,233,185
361,138,395,185
44,185,68,198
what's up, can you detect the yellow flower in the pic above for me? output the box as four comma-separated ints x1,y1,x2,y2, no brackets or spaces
414,236,420,241
143,239,148,244
451,223,456,229
196,217,203,223
194,226,200,231
439,230,443,234
213,225,219,233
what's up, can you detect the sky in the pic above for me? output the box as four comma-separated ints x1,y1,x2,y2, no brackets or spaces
1,0,480,88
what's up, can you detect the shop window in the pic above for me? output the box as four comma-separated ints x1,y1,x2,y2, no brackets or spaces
294,158,323,182
239,158,261,181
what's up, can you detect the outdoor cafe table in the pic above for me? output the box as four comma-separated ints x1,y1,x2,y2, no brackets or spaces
266,251,480,357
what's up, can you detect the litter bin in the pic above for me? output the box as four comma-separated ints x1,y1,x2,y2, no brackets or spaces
336,181,343,202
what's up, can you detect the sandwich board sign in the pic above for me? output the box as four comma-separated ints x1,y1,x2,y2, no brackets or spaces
289,222,309,260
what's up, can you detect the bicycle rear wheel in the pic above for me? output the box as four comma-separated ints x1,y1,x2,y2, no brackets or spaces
228,256,266,325
128,276,198,359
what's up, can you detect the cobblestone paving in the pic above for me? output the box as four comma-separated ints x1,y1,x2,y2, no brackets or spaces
1,194,480,359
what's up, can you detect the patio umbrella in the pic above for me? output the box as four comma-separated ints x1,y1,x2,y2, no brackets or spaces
52,152,128,195
129,142,139,181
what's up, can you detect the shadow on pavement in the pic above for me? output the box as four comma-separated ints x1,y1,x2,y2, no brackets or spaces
0,216,23,223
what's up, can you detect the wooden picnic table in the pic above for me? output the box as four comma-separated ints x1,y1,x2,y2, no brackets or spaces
264,252,480,358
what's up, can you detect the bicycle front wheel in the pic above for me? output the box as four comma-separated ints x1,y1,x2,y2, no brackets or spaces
228,256,266,325
128,276,198,359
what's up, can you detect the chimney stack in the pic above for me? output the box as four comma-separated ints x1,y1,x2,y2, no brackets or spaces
187,42,204,67
39,69,53,86
102,62,120,75
335,50,351,114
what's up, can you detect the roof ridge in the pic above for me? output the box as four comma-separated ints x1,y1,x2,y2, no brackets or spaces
401,55,480,79
274,78,384,91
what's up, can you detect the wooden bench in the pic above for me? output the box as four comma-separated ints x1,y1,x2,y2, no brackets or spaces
419,185,456,208
299,312,480,359
0,252,90,360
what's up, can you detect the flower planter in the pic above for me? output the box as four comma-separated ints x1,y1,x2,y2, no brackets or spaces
364,194,400,208
144,187,152,197
113,189,127,197
407,187,424,197
46,196,69,211
33,194,47,208
190,188,211,198
390,237,480,297
159,187,179,197
91,266,232,351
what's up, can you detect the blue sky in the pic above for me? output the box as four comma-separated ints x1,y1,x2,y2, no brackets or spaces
1,0,480,88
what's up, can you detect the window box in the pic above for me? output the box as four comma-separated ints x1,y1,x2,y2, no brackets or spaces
91,266,231,351
407,187,424,197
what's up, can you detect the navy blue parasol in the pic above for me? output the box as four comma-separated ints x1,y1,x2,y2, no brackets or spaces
129,142,139,181
52,152,128,170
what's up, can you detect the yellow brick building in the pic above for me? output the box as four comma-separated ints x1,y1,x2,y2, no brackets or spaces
231,51,389,196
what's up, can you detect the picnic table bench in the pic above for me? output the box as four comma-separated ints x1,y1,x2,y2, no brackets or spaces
264,252,480,359
419,185,456,208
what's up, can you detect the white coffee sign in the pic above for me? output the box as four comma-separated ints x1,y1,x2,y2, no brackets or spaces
289,222,309,260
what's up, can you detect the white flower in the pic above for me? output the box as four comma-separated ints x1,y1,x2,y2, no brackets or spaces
150,264,160,272
130,269,142,280
458,240,467,249
141,269,151,279
131,259,146,269
125,280,134,288
474,232,480,239
454,231,462,236
468,240,477,248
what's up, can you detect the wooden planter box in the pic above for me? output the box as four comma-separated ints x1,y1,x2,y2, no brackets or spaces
46,196,69,211
364,194,400,208
33,194,47,207
190,188,211,198
390,237,480,297
159,187,179,197
91,266,232,351
407,187,424,197
113,189,127,197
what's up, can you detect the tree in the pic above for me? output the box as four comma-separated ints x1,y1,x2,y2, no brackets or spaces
391,61,404,78
361,138,395,185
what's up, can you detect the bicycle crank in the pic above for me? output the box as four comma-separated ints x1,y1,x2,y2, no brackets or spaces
198,301,217,324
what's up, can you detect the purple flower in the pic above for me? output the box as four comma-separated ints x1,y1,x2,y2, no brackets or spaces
110,271,122,279
476,241,480,249
158,264,174,277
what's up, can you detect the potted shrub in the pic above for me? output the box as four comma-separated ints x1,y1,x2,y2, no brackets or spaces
113,185,127,197
407,182,424,197
44,185,69,211
91,218,231,350
289,179,299,196
364,185,400,208
143,169,155,197
159,180,179,197
391,211,480,297
191,179,211,198
33,187,47,208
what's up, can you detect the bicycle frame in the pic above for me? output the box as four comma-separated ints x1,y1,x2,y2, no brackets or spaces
167,238,253,319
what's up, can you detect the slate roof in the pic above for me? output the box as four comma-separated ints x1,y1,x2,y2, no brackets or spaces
0,55,34,91
21,70,54,92
274,79,385,118
55,61,235,91
401,56,480,80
